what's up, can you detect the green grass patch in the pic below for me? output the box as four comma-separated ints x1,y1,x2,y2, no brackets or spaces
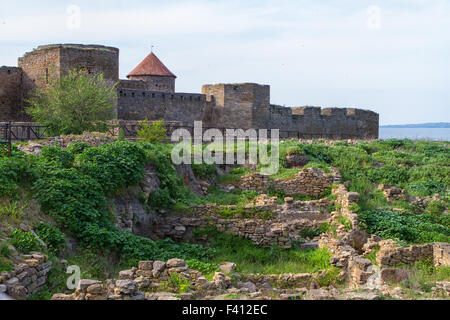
194,227,334,275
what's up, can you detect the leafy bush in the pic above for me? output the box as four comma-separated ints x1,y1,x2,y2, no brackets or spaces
0,200,25,220
406,181,447,197
148,188,172,210
30,141,213,264
0,241,12,258
425,201,446,218
10,229,41,253
359,209,450,244
0,154,36,198
35,223,66,255
186,259,218,275
25,68,116,135
192,163,217,178
137,119,167,143
145,143,191,203
161,273,191,293
40,146,74,168
78,140,148,194
66,142,91,155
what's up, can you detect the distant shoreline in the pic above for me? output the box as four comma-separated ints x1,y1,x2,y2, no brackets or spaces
380,122,450,128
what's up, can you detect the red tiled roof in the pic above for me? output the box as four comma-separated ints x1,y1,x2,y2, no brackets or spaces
127,52,176,78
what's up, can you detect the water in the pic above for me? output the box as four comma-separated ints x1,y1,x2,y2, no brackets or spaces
379,127,450,141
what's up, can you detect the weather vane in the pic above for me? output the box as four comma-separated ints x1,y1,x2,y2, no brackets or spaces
151,45,154,53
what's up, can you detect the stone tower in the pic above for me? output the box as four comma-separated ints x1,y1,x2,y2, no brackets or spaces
18,44,119,94
127,52,176,92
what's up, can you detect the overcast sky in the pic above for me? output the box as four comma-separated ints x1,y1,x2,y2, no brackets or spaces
1,0,449,125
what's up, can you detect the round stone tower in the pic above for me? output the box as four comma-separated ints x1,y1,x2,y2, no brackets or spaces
126,52,176,92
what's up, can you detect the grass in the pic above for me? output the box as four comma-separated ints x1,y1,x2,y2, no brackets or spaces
364,247,380,266
194,186,259,207
194,227,334,275
216,167,254,185
397,259,450,299
29,248,136,300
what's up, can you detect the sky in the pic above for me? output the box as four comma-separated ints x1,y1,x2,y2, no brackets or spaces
0,0,449,125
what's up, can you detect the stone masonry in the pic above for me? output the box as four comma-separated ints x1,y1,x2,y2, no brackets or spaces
236,167,340,198
1,43,379,139
0,252,52,299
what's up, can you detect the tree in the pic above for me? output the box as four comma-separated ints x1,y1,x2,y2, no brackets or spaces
137,119,167,143
26,68,117,135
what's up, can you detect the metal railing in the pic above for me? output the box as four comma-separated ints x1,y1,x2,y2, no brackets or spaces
0,120,364,143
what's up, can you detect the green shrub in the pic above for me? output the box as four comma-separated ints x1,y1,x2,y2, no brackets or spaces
359,209,450,244
137,119,167,143
409,165,450,185
25,68,116,135
286,146,303,156
40,146,74,168
77,141,148,194
0,200,25,220
66,141,91,155
186,259,218,275
348,203,360,213
161,273,191,293
0,257,13,272
338,215,352,231
406,181,447,197
10,229,41,253
425,201,446,218
31,141,213,264
148,188,172,210
0,154,36,198
0,241,12,258
192,163,217,178
35,223,66,255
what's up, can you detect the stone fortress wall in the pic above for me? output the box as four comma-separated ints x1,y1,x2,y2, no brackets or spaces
0,44,379,139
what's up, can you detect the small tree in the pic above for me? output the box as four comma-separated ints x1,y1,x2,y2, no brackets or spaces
137,119,167,143
26,68,117,135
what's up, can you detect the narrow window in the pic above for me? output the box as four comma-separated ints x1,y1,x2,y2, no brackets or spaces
46,68,49,84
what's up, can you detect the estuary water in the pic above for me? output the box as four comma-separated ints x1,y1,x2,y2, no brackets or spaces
379,128,450,141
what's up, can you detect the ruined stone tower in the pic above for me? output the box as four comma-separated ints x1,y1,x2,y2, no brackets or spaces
126,52,176,93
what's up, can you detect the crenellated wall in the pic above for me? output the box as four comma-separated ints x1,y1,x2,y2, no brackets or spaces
1,44,379,139
117,83,379,139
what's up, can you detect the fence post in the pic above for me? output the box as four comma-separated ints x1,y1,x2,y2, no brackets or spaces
7,121,12,157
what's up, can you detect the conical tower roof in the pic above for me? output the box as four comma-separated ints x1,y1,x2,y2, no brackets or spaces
127,52,176,78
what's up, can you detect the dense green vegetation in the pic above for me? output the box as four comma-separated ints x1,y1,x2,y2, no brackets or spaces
0,141,213,266
265,139,449,245
1,137,449,299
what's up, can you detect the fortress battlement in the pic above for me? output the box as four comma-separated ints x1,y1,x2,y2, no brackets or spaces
0,44,379,139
